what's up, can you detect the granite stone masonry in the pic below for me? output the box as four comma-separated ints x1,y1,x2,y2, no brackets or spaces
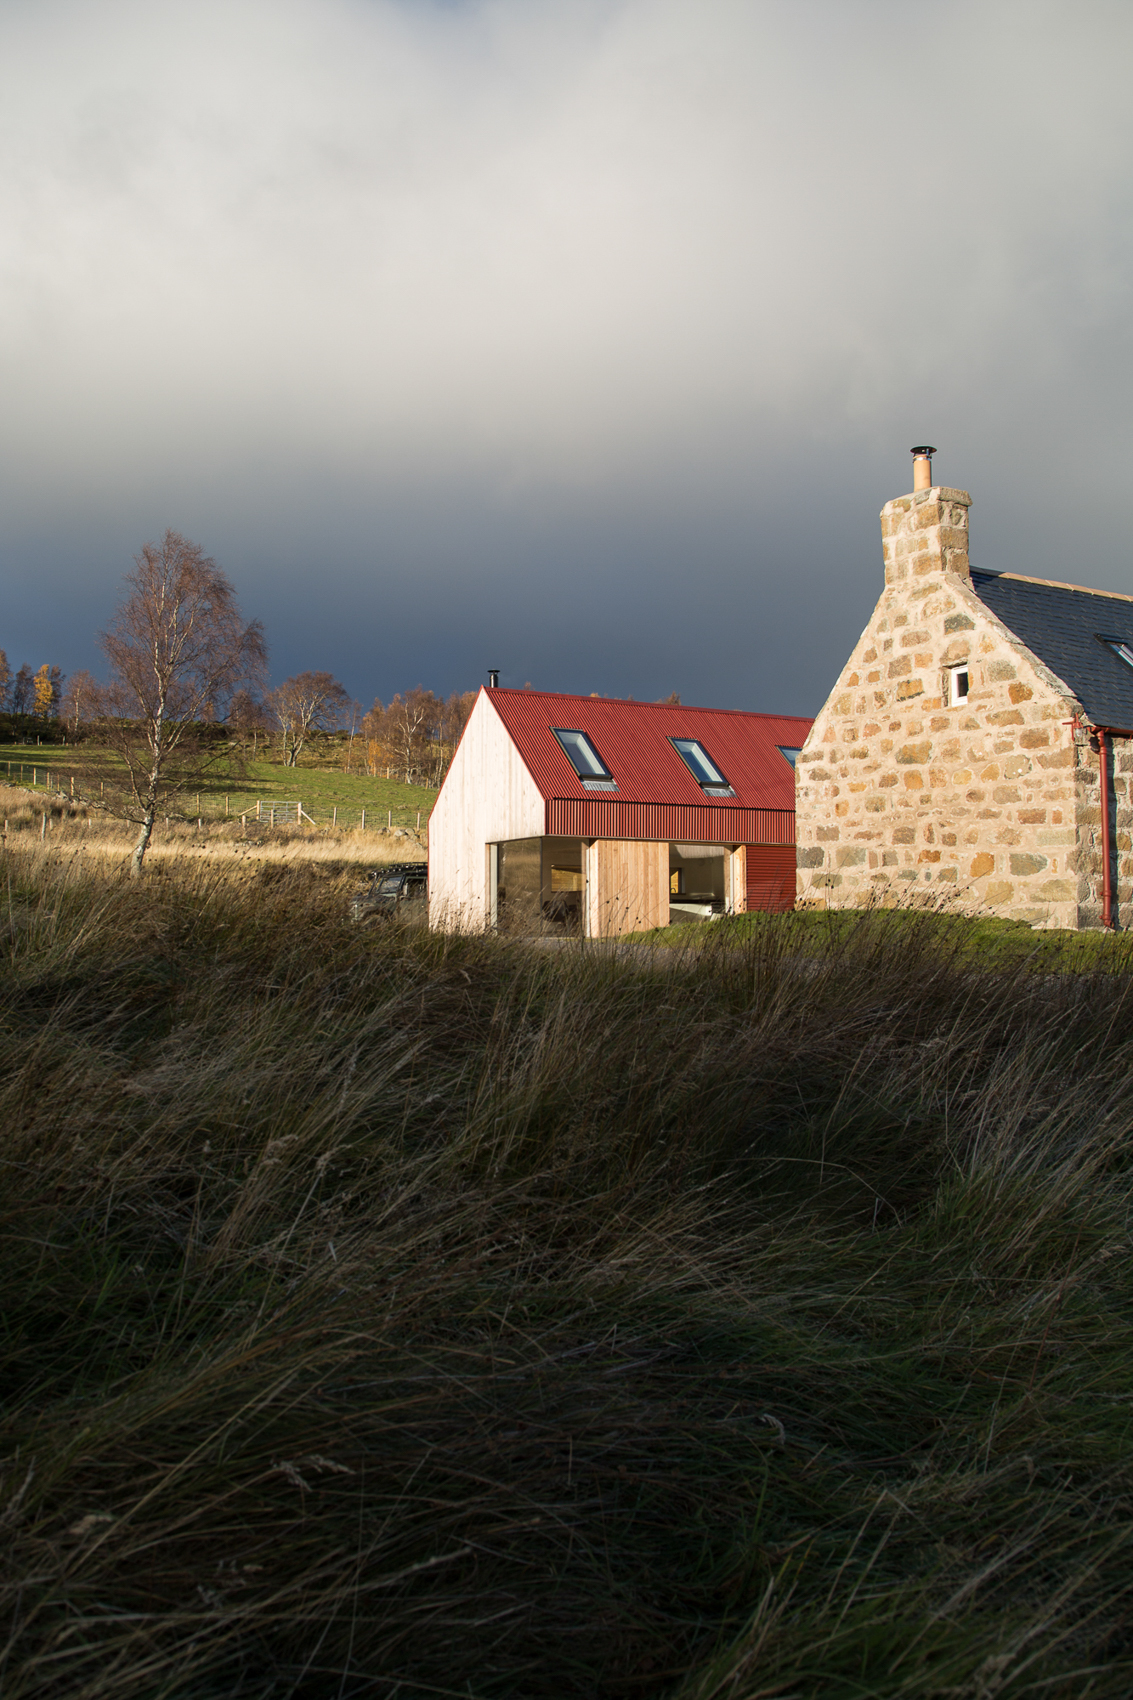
796,481,1133,929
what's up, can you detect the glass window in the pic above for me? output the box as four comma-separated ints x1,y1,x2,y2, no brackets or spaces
552,728,612,780
670,738,733,795
1101,637,1133,671
777,746,802,768
949,665,969,707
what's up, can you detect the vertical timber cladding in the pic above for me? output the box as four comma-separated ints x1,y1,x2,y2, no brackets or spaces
745,845,797,913
585,840,670,937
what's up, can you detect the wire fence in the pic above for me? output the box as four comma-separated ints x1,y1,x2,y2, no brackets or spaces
1,759,431,834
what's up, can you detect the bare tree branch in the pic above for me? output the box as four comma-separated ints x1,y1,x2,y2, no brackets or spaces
60,668,98,739
87,530,266,873
266,672,351,767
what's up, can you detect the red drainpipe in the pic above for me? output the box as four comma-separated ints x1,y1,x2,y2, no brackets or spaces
1069,718,1130,928
1098,728,1113,929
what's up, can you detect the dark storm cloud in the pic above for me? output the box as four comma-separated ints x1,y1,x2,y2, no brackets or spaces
1,0,1131,711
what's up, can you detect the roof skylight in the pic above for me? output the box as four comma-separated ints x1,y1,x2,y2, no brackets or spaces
552,727,616,789
1099,636,1133,671
670,737,734,797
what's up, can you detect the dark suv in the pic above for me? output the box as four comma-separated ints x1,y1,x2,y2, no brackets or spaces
350,863,428,924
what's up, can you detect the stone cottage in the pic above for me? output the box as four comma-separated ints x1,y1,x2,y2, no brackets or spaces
795,448,1133,929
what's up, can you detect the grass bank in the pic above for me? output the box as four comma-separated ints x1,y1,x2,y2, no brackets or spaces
0,744,437,830
2,845,1133,1697
640,902,1133,971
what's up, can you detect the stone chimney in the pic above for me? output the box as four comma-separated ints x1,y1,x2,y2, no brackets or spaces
881,447,971,588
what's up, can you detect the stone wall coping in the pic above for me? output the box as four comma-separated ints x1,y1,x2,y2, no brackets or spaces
881,487,972,516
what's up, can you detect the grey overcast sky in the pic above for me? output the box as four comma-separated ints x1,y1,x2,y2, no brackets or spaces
2,0,1131,716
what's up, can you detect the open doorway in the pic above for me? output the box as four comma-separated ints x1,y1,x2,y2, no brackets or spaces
669,844,727,922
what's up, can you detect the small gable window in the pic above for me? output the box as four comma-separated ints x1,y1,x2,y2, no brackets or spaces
948,665,970,707
777,746,803,768
553,727,617,790
670,737,734,797
1099,636,1133,671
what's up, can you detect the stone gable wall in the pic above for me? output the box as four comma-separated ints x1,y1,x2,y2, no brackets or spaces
1072,729,1133,930
795,546,1090,928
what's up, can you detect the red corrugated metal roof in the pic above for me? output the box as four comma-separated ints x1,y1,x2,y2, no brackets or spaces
546,799,794,844
486,688,812,811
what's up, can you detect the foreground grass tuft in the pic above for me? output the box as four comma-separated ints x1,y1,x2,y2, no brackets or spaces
2,844,1133,1697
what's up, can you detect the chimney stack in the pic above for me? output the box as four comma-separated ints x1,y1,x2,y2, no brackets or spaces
880,450,972,587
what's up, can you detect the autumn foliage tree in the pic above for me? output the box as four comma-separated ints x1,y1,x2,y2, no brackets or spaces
361,687,476,785
91,530,266,873
33,664,65,719
266,671,351,766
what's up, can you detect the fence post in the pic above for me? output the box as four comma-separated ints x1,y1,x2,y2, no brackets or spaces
41,812,46,839
417,811,420,830
361,808,365,831
332,805,337,827
225,796,229,816
388,810,391,829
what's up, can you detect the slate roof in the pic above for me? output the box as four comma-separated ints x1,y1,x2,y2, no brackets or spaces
971,571,1133,731
485,689,811,812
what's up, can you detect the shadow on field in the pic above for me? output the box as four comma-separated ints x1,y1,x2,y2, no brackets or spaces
2,843,1133,1697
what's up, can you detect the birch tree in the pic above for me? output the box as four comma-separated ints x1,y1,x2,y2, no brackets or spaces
60,668,97,739
94,530,266,873
266,671,350,766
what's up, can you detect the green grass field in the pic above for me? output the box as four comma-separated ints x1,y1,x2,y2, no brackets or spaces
0,742,437,828
3,843,1133,1697
639,901,1133,970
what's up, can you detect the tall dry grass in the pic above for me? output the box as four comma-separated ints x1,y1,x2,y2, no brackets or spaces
2,841,1133,1697
0,788,424,868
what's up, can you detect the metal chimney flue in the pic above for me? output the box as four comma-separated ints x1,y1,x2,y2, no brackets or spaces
911,445,936,492
488,669,499,689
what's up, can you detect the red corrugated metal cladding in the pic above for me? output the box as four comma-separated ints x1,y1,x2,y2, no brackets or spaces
547,798,794,844
488,688,811,812
746,845,796,913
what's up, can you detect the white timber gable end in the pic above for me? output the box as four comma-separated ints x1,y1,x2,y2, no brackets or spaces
428,689,544,931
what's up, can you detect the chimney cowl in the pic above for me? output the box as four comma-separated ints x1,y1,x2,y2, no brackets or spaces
911,445,936,492
487,669,499,689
